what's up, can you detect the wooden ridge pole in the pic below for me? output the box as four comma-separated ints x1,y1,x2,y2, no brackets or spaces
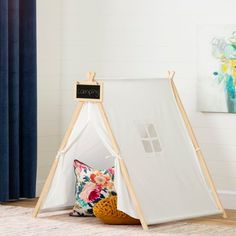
168,71,227,218
33,102,84,217
97,103,149,230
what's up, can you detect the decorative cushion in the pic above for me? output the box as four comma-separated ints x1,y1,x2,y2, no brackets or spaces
70,160,116,216
93,196,140,225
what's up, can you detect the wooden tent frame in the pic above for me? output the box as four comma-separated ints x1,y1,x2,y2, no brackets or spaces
33,71,226,230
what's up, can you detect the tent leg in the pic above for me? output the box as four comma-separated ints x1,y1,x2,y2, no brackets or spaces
33,102,84,217
169,78,227,219
97,103,149,230
119,159,149,230
32,158,59,217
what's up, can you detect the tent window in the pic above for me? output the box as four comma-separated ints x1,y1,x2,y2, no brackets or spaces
136,124,149,138
152,139,162,152
147,124,157,138
142,140,153,153
136,123,162,153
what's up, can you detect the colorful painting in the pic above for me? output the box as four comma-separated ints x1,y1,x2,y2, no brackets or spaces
198,25,236,113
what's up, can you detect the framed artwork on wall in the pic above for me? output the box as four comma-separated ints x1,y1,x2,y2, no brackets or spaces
197,25,236,113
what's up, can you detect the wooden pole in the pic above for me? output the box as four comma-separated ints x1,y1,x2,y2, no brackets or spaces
97,103,119,154
87,72,96,82
118,158,149,230
33,102,84,217
97,103,149,230
168,73,227,218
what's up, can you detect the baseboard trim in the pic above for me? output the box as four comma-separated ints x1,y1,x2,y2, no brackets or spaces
219,191,236,210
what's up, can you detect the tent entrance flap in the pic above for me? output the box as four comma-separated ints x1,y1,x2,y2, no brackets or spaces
41,103,116,211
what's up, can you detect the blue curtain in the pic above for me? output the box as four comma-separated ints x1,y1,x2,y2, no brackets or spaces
0,0,37,201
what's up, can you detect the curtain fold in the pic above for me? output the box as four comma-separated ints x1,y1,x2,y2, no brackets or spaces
0,0,37,201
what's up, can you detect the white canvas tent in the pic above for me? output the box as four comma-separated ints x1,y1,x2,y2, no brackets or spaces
33,72,226,230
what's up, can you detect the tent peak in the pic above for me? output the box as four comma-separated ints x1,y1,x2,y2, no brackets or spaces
168,70,176,80
86,72,96,82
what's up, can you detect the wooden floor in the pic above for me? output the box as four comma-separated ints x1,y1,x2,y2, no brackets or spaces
2,198,236,226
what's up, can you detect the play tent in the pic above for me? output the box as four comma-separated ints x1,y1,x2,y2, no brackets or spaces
33,72,226,230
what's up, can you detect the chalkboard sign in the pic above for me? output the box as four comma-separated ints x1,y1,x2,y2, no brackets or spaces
76,82,103,102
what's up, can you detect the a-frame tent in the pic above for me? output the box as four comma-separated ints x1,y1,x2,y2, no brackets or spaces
33,72,226,230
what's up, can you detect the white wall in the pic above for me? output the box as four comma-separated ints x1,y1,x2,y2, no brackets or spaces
37,0,236,208
60,0,236,208
36,0,62,195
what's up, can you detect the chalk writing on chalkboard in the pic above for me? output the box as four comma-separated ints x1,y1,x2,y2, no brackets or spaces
76,83,101,101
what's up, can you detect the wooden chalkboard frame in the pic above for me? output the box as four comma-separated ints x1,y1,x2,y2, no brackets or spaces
75,80,103,102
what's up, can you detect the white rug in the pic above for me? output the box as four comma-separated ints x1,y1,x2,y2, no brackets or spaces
1,205,236,236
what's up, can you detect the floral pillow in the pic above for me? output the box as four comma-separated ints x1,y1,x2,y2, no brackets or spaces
70,159,116,216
